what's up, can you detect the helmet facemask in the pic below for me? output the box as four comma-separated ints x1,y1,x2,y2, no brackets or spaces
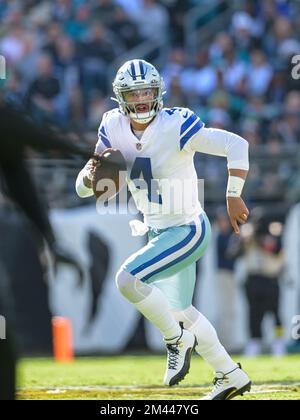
120,87,160,124
112,59,165,124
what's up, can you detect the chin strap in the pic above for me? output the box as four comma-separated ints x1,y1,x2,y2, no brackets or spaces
130,115,154,124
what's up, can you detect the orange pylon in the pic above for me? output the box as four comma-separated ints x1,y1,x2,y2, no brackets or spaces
52,317,74,362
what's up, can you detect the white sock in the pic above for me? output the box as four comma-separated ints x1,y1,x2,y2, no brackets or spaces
189,313,237,373
135,286,182,341
173,306,237,373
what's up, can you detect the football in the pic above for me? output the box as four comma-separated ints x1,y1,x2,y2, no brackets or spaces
91,148,127,200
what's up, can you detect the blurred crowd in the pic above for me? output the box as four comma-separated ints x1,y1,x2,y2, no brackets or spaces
0,0,299,206
0,0,193,131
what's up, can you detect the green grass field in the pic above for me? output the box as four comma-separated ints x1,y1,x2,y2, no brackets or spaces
18,354,300,400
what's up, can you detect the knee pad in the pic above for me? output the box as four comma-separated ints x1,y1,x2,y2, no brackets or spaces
115,269,132,292
115,269,151,303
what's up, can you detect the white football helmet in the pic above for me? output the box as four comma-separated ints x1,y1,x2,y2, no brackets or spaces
112,59,165,124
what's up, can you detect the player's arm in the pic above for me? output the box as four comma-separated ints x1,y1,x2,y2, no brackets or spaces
75,159,95,198
226,168,249,235
188,126,249,235
76,117,112,198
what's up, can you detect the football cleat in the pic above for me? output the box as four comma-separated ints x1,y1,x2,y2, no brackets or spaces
164,328,197,386
202,363,252,400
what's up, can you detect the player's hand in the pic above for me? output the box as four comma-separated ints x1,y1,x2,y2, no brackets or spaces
83,157,100,188
227,197,249,235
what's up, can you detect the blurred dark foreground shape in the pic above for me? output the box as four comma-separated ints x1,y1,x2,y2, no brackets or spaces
0,99,92,400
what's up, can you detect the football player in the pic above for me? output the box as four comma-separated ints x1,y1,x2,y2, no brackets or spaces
76,59,251,400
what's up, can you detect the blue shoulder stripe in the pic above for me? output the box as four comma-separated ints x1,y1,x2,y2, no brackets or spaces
99,135,111,148
180,113,197,135
98,128,112,148
180,120,203,150
98,124,112,148
100,125,109,139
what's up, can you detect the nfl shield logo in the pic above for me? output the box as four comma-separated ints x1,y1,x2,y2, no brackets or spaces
136,143,142,151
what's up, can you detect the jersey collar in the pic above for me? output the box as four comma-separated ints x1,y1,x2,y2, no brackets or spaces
125,112,161,151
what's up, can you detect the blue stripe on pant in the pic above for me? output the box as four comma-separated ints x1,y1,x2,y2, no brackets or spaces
121,213,212,310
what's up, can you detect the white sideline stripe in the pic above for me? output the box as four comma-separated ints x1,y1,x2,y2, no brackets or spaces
136,220,202,278
19,384,298,393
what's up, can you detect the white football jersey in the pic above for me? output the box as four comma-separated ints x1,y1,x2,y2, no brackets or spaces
95,106,204,229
